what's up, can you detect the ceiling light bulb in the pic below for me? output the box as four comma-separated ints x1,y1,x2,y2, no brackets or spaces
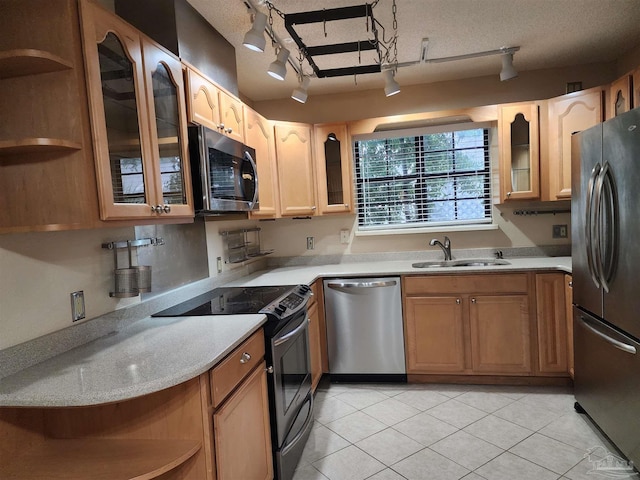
291,76,311,103
383,69,401,97
500,53,518,81
242,10,267,52
268,47,290,80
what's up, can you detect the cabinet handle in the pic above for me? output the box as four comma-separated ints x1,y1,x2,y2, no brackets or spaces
471,298,477,303
239,352,251,364
162,205,171,214
456,298,461,304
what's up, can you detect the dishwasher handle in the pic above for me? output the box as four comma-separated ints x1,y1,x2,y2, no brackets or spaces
326,280,398,289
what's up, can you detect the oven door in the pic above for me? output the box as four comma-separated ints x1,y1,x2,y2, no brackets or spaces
270,310,312,447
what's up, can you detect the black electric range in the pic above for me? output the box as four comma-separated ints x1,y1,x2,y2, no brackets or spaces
152,284,312,335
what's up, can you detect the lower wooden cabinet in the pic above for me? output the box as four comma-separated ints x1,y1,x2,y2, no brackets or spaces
535,273,569,374
470,294,532,374
308,280,327,391
403,274,535,377
213,362,273,480
565,274,574,378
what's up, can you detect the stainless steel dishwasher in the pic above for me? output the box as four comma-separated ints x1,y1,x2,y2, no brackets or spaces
323,277,406,382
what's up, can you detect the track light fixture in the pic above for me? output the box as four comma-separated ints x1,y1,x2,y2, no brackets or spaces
500,52,518,81
242,10,267,52
291,76,311,103
383,69,401,97
268,47,290,81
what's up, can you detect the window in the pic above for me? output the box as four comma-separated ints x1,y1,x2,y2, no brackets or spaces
354,124,492,231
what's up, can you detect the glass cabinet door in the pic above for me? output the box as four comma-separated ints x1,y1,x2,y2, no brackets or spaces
499,104,540,201
314,123,353,214
143,40,193,216
80,1,156,219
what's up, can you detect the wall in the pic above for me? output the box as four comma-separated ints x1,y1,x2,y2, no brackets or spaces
253,62,616,124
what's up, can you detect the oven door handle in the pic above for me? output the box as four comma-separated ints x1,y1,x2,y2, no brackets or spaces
280,394,314,457
273,317,309,347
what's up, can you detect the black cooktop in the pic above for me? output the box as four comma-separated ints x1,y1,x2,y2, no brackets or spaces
152,285,296,317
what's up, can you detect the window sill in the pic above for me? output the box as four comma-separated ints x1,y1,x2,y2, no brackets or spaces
355,223,499,236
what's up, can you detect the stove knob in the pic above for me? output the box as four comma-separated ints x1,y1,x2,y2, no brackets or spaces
275,304,287,315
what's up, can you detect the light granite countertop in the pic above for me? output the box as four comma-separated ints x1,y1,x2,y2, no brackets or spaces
228,256,572,287
0,256,570,408
0,314,266,407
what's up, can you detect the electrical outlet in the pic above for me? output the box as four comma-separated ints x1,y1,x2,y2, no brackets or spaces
340,229,350,244
216,256,223,273
553,224,568,238
306,236,315,250
70,291,85,322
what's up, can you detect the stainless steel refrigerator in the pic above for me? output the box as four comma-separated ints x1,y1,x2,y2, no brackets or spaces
572,107,640,465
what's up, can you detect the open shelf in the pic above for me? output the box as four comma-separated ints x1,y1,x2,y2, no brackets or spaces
0,49,73,79
1,438,201,480
0,138,82,156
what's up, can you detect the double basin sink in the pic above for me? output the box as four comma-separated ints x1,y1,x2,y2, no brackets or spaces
412,258,510,268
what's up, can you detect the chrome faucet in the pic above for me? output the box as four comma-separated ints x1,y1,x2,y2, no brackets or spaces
430,236,452,261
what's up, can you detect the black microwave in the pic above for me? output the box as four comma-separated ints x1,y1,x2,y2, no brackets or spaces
188,125,258,213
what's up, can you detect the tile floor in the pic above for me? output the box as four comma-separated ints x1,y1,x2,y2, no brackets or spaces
293,381,636,480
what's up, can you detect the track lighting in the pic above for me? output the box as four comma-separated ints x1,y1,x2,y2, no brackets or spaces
291,76,311,103
383,69,401,97
242,10,268,52
268,47,290,81
500,52,518,81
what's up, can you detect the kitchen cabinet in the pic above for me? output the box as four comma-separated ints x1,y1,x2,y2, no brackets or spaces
207,330,273,480
535,273,568,374
186,66,245,143
80,0,193,220
403,274,534,377
0,378,208,479
274,121,317,217
608,72,633,119
542,87,604,201
0,0,103,233
565,274,574,378
633,67,640,110
308,280,327,391
313,123,354,215
499,103,540,202
244,106,280,219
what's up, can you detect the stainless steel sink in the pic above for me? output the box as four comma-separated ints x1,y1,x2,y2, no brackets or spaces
412,258,510,268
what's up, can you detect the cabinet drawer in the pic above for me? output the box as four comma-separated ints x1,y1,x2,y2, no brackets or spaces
210,329,265,408
404,274,529,295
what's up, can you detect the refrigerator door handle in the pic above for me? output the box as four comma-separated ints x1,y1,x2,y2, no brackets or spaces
578,315,637,355
586,163,601,289
593,164,607,291
599,163,618,293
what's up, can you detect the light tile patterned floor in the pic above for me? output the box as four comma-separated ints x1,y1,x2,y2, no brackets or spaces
293,382,635,480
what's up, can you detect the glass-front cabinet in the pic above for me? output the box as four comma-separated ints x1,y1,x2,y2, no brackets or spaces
498,103,540,202
314,123,353,214
79,0,192,220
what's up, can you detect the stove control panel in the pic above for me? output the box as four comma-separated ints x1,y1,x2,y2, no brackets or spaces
261,285,312,319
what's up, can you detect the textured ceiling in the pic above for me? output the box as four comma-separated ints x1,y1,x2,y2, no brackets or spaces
186,0,640,101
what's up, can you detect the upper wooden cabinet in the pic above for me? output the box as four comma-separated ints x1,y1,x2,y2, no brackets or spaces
185,66,244,143
542,87,604,201
608,73,633,119
313,123,354,215
244,106,280,219
80,0,193,220
498,103,540,202
274,121,317,217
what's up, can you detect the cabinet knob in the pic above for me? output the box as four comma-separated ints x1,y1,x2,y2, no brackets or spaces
568,281,573,287
162,205,171,214
471,298,477,304
218,123,225,130
239,352,251,364
456,298,461,304
265,365,274,374
344,203,349,208
311,206,317,210
225,128,233,134
152,205,163,214
506,192,512,197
